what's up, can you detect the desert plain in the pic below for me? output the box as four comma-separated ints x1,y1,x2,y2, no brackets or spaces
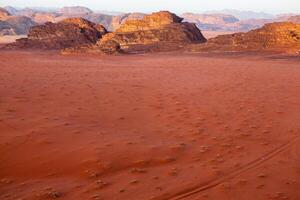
0,50,300,200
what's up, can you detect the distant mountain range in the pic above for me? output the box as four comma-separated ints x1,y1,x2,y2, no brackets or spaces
203,9,275,20
1,6,300,36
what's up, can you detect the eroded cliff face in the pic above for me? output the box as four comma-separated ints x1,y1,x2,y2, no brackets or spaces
5,18,107,49
189,22,300,53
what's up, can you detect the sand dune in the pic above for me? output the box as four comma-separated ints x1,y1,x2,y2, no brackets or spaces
0,51,300,200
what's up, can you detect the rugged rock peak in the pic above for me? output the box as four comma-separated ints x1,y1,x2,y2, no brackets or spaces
191,22,300,53
116,11,184,32
0,8,11,20
95,11,207,53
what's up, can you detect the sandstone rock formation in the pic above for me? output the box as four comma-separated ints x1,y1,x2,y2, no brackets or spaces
5,18,107,49
116,11,183,32
61,11,206,54
100,11,206,52
190,22,300,53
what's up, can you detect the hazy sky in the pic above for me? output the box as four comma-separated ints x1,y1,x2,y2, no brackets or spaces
1,0,300,14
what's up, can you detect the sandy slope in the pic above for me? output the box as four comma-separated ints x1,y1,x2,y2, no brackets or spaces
0,51,300,200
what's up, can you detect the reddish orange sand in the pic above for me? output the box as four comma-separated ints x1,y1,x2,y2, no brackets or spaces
0,51,300,200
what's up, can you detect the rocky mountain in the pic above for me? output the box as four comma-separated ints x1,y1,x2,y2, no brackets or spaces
6,18,107,49
4,16,37,34
63,11,206,54
2,6,115,30
0,7,37,35
190,22,300,53
100,11,206,52
204,9,274,20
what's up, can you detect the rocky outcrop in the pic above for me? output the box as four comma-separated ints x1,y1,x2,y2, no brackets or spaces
190,22,300,53
99,11,206,52
5,18,107,49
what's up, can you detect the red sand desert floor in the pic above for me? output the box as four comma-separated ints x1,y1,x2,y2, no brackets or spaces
0,51,300,200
